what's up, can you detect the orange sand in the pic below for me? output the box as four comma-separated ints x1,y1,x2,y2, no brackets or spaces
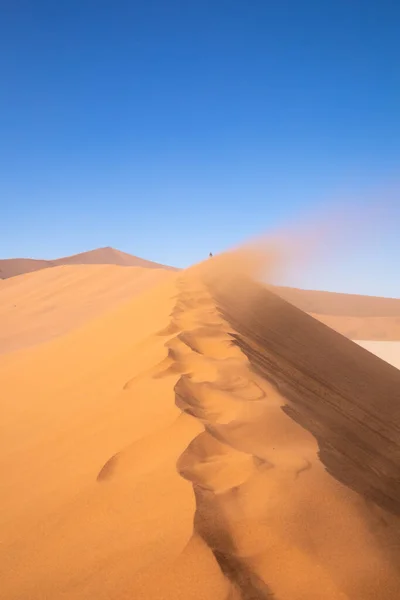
1,254,400,599
274,286,400,341
0,264,174,354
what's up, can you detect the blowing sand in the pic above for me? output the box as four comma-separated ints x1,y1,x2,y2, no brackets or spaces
1,253,400,599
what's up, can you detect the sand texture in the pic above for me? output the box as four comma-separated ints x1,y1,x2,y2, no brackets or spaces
1,254,400,599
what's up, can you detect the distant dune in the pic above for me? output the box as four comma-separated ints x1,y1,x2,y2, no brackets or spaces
0,246,177,279
274,286,400,340
0,257,56,279
1,251,400,599
355,340,400,370
274,285,400,317
52,246,177,270
309,313,400,341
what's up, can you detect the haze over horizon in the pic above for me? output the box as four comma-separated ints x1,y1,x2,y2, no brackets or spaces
2,1,400,296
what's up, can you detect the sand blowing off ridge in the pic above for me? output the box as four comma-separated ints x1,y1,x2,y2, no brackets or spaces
1,248,400,599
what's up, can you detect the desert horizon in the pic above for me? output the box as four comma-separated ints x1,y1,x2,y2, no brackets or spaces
2,244,400,357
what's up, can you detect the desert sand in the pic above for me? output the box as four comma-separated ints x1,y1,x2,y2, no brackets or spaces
275,285,400,317
355,340,400,370
274,286,400,341
0,264,174,354
1,251,400,599
0,246,177,279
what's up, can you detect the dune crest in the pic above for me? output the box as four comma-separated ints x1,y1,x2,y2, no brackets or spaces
2,249,400,598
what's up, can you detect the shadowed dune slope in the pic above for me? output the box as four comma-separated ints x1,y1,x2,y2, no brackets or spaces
212,275,400,514
0,257,55,279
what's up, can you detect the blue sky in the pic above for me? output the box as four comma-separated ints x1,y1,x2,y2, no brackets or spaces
1,1,399,295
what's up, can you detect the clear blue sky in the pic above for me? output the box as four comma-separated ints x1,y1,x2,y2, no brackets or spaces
1,1,399,294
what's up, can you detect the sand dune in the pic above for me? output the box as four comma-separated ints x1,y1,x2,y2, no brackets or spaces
3,248,399,343
1,252,400,599
0,264,174,354
52,246,177,270
275,285,400,317
0,246,177,279
355,340,400,370
0,257,54,279
274,286,400,341
310,313,400,341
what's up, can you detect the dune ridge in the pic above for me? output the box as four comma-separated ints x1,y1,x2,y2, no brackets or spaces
160,275,278,598
143,258,400,598
2,251,400,598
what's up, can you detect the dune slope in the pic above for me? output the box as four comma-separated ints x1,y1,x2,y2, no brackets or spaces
355,340,400,370
310,313,400,341
274,285,400,341
1,258,400,599
0,246,177,279
0,257,54,279
274,285,400,317
52,246,177,270
0,264,175,354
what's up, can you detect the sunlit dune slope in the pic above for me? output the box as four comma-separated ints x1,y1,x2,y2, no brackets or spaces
2,253,400,600
0,272,217,600
0,264,174,354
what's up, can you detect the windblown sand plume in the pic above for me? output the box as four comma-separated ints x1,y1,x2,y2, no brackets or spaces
1,246,400,599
